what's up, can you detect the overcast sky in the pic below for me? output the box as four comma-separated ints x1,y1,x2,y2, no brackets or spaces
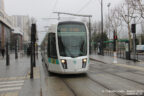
4,0,123,44
5,0,122,19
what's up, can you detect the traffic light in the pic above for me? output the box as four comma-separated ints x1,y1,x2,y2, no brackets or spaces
113,31,117,40
31,24,36,42
131,24,136,33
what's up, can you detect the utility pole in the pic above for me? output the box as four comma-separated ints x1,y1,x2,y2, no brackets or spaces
53,12,92,54
88,17,92,54
30,24,37,79
107,3,111,39
100,0,104,55
30,25,34,79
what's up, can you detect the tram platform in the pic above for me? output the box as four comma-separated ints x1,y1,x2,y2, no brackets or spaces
90,53,144,70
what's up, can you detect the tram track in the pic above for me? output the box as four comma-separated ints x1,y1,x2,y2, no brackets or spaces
43,61,120,96
43,61,77,96
89,63,144,86
90,60,144,84
87,76,122,96
90,59,144,77
88,68,144,96
61,79,77,96
88,69,144,96
43,59,144,96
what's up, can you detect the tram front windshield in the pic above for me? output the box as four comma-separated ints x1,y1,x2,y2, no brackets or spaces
58,23,87,58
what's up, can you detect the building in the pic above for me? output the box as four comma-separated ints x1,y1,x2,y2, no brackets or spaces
11,15,31,42
12,27,23,50
0,0,4,11
0,1,13,50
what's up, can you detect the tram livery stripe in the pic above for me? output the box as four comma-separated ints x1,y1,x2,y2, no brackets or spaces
48,58,59,64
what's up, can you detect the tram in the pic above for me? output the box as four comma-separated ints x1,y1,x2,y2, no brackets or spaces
41,21,89,74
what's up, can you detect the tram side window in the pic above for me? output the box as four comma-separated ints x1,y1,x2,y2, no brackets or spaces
47,33,57,58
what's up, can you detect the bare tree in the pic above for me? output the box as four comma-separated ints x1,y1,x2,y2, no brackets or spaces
131,0,144,19
108,7,123,39
116,0,138,50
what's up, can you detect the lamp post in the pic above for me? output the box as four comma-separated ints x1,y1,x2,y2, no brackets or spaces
107,3,111,40
100,0,104,55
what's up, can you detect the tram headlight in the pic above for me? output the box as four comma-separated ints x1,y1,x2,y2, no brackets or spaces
83,58,87,63
82,58,87,68
61,59,67,69
61,59,66,64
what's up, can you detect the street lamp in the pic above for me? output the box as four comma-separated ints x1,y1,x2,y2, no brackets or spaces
107,3,111,40
100,0,104,55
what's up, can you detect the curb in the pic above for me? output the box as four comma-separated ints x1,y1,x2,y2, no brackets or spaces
90,58,106,64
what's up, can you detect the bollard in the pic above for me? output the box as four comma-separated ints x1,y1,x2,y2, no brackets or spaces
113,52,118,64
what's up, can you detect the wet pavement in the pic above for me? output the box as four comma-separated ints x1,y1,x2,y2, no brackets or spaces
90,54,144,67
0,54,41,96
41,54,144,96
1,53,144,96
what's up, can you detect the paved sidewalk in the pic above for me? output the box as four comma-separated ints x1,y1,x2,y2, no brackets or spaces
90,54,144,67
0,53,42,96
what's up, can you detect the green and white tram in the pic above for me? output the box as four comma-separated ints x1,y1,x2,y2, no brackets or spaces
41,21,89,74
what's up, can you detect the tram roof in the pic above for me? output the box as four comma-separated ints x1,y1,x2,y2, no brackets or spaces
48,21,86,33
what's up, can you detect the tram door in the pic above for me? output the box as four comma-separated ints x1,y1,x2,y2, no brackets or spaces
47,33,58,70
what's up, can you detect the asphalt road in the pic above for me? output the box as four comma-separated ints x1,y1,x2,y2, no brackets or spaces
42,60,144,96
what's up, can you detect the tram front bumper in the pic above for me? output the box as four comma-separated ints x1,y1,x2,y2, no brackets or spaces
61,68,88,74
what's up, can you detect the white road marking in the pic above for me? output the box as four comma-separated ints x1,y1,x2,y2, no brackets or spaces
0,80,24,92
0,83,23,88
0,80,24,85
0,87,21,92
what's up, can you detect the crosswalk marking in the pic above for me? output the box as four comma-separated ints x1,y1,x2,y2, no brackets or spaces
0,80,24,85
0,76,25,81
0,91,19,96
0,80,24,92
0,83,23,88
0,87,21,92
